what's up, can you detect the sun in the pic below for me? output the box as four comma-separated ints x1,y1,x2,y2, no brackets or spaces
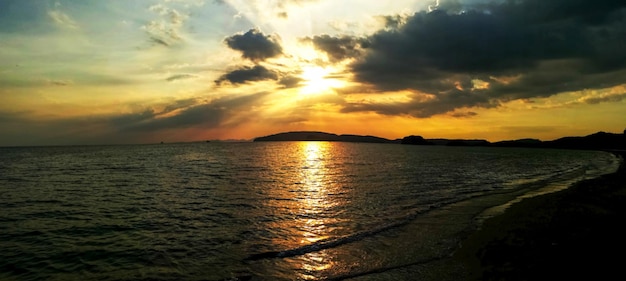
299,66,344,95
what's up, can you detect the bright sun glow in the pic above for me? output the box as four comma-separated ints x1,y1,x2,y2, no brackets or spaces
299,66,344,95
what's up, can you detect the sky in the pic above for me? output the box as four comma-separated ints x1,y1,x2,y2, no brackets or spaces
1,0,625,146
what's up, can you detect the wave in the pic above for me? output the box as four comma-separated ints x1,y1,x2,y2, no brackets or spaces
245,204,445,261
246,164,598,261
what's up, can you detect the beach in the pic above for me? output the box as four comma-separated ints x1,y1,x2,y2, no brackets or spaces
453,151,626,280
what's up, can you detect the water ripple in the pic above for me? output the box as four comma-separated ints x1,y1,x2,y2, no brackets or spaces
0,143,617,280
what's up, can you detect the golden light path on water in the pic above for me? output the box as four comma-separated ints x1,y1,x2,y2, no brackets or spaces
299,142,329,244
252,141,380,279
251,141,349,279
294,142,335,279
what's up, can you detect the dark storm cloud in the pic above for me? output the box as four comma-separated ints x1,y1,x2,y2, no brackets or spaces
500,0,626,25
351,7,589,88
379,15,407,29
304,35,365,62
215,65,278,85
315,0,626,117
218,29,285,86
225,29,283,61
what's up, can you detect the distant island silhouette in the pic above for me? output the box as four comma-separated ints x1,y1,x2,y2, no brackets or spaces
253,130,626,150
253,131,392,143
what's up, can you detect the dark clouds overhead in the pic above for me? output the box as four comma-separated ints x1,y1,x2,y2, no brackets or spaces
305,35,365,62
315,0,626,117
225,28,283,62
216,65,278,85
219,29,286,86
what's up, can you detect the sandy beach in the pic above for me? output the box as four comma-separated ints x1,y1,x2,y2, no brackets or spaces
453,151,626,280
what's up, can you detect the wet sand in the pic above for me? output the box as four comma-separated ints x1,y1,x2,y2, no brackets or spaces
453,151,626,280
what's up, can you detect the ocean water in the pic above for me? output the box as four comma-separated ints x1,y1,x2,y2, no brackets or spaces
0,142,620,280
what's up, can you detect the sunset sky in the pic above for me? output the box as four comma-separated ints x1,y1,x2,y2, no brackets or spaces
1,0,625,146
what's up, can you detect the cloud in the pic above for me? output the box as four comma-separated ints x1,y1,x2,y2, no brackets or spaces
149,3,169,15
581,92,626,104
315,0,626,117
216,65,278,85
217,29,286,86
119,104,223,132
340,89,496,118
284,0,318,4
161,98,199,113
449,111,478,118
224,29,283,61
115,92,269,132
45,79,73,86
166,73,198,81
48,10,78,29
377,14,408,29
575,86,626,105
143,3,189,46
0,92,268,145
278,74,304,88
304,35,365,62
110,109,157,129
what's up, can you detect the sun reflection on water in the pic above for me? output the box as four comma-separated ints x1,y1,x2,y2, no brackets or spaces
252,141,349,279
294,141,337,279
298,141,330,242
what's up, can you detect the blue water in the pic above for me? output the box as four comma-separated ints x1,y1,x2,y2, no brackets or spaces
0,142,620,280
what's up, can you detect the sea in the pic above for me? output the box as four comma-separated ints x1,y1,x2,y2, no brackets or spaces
0,142,621,280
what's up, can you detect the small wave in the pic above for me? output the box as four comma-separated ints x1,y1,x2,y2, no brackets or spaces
0,176,31,182
326,255,446,281
245,188,523,261
245,205,438,261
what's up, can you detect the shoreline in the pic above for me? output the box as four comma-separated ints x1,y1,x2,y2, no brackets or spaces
452,151,626,280
330,150,622,281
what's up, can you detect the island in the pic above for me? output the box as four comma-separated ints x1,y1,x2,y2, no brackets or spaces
253,131,394,143
253,130,626,150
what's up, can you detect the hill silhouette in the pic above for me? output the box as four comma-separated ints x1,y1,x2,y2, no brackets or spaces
253,130,626,150
253,131,394,143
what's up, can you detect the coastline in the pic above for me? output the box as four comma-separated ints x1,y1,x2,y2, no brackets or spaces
453,151,626,280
